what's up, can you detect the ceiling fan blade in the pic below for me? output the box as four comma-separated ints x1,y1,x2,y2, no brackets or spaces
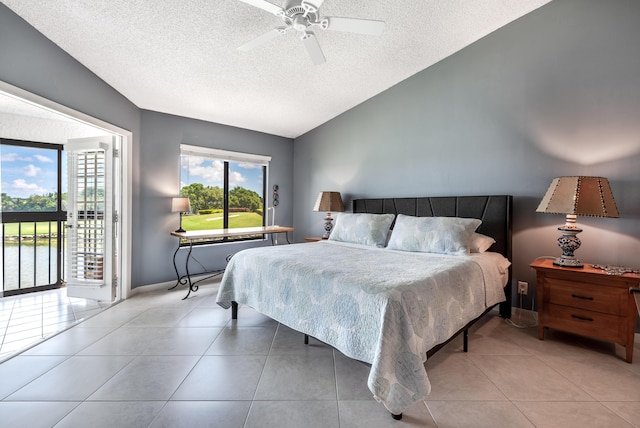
238,28,286,51
239,0,284,16
301,0,326,10
325,17,385,35
301,32,326,65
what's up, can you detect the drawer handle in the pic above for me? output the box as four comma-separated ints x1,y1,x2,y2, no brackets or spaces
571,314,594,322
571,294,594,301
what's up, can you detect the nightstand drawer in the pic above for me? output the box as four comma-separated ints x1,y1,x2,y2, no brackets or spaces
544,304,626,343
545,278,627,315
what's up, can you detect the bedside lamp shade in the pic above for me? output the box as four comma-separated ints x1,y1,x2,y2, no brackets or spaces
536,176,619,267
536,176,619,218
313,191,345,239
172,197,191,233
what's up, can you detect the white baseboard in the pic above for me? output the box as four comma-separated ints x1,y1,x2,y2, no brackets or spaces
503,307,538,329
512,307,537,317
129,275,222,297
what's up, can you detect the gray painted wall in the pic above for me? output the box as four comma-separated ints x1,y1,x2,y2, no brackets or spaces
293,0,640,309
0,4,145,287
139,110,293,285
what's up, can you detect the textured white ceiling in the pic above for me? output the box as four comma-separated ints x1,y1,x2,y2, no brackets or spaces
1,0,551,138
0,92,106,143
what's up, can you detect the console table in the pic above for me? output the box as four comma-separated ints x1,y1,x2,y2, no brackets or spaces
170,226,294,299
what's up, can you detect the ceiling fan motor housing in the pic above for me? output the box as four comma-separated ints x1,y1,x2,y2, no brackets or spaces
283,4,320,31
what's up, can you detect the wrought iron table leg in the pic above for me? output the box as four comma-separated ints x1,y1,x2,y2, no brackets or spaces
169,242,186,290
268,231,291,245
182,241,198,300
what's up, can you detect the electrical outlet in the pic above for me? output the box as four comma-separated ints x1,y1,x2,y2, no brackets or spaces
517,281,528,295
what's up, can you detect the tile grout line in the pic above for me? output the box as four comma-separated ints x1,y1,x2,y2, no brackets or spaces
0,298,15,354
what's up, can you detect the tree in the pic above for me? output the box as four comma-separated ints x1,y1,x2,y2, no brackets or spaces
181,183,223,212
180,184,262,213
1,192,61,212
202,186,223,210
229,186,262,212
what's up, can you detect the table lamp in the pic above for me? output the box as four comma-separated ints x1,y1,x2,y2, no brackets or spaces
536,176,619,267
172,197,191,233
313,191,344,239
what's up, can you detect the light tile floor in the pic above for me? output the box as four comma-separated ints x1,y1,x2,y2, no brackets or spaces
0,281,639,428
0,288,109,361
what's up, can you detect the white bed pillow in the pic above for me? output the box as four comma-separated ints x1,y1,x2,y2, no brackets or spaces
469,232,496,253
387,215,482,255
329,213,395,247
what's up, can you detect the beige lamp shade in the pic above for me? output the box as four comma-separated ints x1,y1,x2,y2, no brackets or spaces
172,197,190,233
313,191,345,213
536,176,619,267
171,197,191,213
536,176,619,218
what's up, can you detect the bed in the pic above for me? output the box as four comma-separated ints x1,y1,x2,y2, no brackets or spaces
216,195,512,418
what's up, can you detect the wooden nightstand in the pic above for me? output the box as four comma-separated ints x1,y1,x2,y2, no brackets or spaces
531,258,639,363
304,236,325,242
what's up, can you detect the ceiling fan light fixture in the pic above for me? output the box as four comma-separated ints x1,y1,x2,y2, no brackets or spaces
293,15,309,31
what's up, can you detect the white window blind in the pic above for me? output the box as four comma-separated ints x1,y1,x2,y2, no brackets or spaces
180,144,271,165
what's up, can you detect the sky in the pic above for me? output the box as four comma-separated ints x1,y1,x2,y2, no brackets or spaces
180,155,264,195
1,144,64,198
1,145,264,199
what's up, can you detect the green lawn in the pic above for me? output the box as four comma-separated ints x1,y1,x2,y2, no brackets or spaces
182,212,264,230
2,212,264,236
2,222,60,236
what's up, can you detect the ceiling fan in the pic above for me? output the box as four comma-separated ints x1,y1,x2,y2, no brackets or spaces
238,0,385,65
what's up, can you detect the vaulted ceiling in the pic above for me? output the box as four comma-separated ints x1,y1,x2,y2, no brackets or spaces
1,0,551,138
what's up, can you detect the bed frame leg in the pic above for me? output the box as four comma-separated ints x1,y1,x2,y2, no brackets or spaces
463,329,469,352
304,334,309,345
391,413,402,420
231,301,238,320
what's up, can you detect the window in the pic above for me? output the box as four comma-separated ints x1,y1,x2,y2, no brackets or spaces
179,144,270,243
1,140,65,213
1,139,67,294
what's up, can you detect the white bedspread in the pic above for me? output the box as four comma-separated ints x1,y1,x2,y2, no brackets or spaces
216,240,509,414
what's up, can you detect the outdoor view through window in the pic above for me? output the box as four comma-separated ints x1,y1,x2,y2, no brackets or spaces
1,141,66,294
179,145,268,242
1,144,65,211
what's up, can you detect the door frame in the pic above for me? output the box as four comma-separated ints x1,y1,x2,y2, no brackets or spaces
0,80,132,300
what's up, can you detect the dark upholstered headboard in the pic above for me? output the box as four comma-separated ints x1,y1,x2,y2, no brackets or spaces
353,195,513,318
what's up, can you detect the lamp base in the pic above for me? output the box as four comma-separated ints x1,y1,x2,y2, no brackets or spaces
175,212,186,233
554,226,583,268
322,212,334,239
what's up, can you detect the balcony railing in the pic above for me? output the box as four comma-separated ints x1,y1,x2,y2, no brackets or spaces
1,220,66,296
